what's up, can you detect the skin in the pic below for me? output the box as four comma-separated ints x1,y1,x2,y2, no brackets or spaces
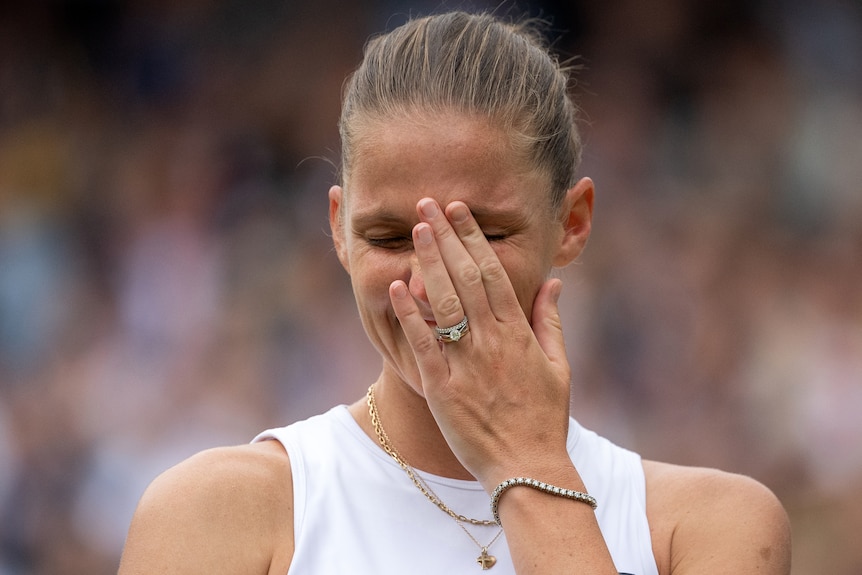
118,113,791,575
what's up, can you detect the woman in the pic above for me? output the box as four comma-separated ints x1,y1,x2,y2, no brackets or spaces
118,11,790,574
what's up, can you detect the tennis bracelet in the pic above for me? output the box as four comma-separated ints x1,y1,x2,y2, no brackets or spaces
490,477,598,526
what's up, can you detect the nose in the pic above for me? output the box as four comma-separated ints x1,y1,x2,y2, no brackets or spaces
406,254,432,313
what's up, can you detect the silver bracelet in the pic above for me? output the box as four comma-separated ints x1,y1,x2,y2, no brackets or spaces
490,477,598,526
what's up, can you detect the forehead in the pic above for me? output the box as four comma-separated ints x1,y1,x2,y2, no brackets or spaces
344,113,549,216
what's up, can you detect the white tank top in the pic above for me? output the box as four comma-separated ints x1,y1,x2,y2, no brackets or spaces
254,406,658,575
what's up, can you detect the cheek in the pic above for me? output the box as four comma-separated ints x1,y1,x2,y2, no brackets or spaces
348,250,407,308
498,250,551,320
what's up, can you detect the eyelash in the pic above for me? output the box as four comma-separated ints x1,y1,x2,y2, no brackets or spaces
367,233,507,249
366,236,411,249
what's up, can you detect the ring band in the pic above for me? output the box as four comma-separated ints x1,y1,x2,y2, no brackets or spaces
435,316,469,342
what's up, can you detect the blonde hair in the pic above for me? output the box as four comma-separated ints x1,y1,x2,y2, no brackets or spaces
339,11,581,208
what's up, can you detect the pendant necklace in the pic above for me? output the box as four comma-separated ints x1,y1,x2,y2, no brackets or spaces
457,518,505,569
367,384,504,569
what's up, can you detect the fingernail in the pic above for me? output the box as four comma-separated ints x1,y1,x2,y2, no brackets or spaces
416,224,433,245
451,204,468,223
419,199,438,218
391,281,408,298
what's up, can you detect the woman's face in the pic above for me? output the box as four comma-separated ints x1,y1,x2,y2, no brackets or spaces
330,113,591,392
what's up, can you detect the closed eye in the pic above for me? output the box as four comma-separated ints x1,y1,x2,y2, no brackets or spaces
366,236,412,250
484,233,508,242
365,230,507,248
482,227,512,242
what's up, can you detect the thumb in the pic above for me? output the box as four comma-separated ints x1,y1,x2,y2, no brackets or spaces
531,278,569,373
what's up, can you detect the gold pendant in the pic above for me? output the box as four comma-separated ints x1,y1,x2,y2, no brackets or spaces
477,548,497,569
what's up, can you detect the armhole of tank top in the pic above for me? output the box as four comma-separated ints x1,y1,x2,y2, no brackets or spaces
632,453,660,575
255,428,307,545
284,431,307,544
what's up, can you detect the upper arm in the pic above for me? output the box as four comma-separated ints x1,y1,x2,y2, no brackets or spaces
118,441,294,575
645,461,791,575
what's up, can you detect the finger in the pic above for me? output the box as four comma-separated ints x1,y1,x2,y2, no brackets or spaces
415,199,489,329
389,280,449,382
445,201,523,323
531,278,570,378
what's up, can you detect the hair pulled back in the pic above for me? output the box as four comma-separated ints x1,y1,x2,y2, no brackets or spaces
339,11,581,207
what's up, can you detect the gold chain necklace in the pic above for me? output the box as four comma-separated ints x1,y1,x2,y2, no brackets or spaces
366,384,504,569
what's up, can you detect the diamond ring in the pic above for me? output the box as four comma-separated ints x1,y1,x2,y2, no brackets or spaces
434,316,469,343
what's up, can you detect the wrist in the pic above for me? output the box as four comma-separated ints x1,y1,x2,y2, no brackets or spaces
480,452,579,491
490,476,597,525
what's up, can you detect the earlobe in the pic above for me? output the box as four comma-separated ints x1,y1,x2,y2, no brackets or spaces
329,185,350,273
552,177,594,267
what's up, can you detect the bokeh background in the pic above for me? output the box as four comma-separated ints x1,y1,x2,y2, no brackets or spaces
1,0,860,573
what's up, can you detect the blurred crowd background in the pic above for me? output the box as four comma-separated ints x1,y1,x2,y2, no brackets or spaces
0,0,860,573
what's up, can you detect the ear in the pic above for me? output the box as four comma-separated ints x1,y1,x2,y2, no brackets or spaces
329,185,350,273
552,177,594,267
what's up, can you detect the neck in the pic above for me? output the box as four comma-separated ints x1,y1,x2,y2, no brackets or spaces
348,366,474,480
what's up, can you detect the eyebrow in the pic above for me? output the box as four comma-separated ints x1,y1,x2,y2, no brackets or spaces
469,206,530,227
350,210,412,231
350,205,529,230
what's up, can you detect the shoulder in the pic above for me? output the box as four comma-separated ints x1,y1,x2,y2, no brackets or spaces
118,440,294,575
643,460,791,575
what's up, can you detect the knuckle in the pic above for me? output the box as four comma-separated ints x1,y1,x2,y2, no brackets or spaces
464,224,486,243
479,258,507,283
434,223,456,242
412,332,439,355
420,249,443,268
457,261,483,287
437,293,463,317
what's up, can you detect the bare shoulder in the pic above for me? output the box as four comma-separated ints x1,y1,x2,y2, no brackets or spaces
118,440,294,575
643,460,791,575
